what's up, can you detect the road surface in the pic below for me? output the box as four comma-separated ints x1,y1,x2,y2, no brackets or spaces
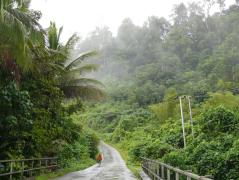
55,142,137,180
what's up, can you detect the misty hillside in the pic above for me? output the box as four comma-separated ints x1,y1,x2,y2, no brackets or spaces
79,2,239,179
1,0,239,179
79,2,239,105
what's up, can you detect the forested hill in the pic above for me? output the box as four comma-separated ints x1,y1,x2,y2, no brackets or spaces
79,1,239,179
1,0,239,179
80,2,239,106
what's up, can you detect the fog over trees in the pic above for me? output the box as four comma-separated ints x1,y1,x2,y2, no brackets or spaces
80,1,239,179
1,0,239,179
79,1,239,106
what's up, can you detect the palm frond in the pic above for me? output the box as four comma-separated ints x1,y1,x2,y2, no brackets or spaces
61,77,104,87
48,63,66,73
8,8,42,32
64,33,79,51
0,2,44,71
61,84,105,100
44,22,104,100
65,51,98,70
66,64,100,76
48,21,59,50
19,0,31,12
57,26,63,45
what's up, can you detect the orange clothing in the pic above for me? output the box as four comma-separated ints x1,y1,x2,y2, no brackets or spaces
97,154,103,161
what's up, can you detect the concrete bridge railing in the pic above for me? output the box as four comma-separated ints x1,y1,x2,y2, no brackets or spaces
141,157,212,180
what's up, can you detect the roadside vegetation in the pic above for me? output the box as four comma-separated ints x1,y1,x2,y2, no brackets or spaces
0,0,101,178
1,0,239,179
82,94,239,179
77,1,239,179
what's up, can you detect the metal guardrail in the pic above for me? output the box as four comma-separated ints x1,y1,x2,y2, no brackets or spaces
0,157,58,179
141,157,212,180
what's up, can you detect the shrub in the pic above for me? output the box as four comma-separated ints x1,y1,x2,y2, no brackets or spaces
0,82,33,159
129,141,150,161
201,106,238,133
130,140,174,161
163,150,188,170
58,130,99,168
188,140,226,178
225,139,239,179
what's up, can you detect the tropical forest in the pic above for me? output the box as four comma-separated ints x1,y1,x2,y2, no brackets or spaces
0,0,239,180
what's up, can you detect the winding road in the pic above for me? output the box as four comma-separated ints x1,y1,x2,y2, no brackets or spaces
56,142,137,180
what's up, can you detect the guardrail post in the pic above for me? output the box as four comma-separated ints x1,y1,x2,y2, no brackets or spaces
55,158,58,169
21,161,24,178
176,172,179,180
154,164,157,180
10,161,13,180
167,169,170,180
156,164,159,179
30,160,34,177
161,165,165,179
149,161,152,179
45,159,48,173
39,159,42,174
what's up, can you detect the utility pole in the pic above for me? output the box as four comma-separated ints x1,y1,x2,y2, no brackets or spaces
187,96,194,138
179,96,186,149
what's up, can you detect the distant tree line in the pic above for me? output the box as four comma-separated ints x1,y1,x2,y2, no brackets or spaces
79,0,239,106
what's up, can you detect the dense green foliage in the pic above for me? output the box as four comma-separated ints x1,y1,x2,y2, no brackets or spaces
79,1,239,179
0,0,100,175
1,0,239,179
83,93,239,179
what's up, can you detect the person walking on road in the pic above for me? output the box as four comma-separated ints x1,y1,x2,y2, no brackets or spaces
96,153,103,167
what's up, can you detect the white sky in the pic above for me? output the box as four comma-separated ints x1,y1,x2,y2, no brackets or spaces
30,0,235,41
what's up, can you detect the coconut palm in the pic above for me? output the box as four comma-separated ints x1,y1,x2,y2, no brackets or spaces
0,0,44,81
47,22,104,100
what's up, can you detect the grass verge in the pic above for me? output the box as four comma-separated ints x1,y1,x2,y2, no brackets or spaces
36,159,95,180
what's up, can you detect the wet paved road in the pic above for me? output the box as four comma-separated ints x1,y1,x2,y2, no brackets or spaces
55,142,137,180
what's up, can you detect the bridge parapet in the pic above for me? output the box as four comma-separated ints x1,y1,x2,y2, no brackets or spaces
141,157,212,180
0,157,58,179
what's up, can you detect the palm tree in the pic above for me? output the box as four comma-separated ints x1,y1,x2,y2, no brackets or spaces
0,0,44,81
47,22,104,100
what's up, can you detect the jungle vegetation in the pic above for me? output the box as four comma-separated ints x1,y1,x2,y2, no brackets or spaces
1,0,239,179
0,0,102,175
78,1,239,179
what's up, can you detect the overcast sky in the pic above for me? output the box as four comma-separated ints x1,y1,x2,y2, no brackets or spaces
30,0,235,41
